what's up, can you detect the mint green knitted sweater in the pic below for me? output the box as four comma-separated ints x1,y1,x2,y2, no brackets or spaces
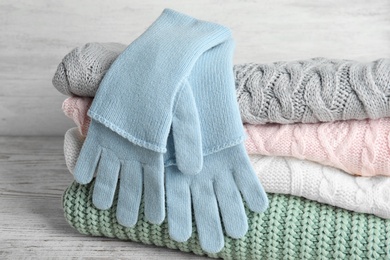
63,180,390,259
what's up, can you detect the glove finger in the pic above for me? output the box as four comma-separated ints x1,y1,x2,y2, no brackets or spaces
92,148,120,210
73,134,101,184
116,160,143,227
192,181,224,254
143,156,165,224
234,153,269,213
166,166,192,242
214,173,248,238
172,80,203,175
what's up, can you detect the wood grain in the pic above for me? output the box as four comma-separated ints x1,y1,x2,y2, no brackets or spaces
1,0,389,135
0,136,205,259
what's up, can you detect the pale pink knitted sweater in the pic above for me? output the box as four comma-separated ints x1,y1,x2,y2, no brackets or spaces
62,97,91,137
63,97,390,177
245,119,390,176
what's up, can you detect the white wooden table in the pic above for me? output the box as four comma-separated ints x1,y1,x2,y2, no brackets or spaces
0,136,204,259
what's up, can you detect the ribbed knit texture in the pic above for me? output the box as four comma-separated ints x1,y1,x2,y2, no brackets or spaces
64,127,390,219
245,117,390,176
63,180,390,260
235,58,390,124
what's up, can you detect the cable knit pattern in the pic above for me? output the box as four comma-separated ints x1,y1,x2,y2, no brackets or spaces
63,180,390,260
63,96,390,177
52,42,125,97
235,58,390,124
245,118,390,176
249,156,390,219
52,43,125,96
64,127,390,219
53,43,390,124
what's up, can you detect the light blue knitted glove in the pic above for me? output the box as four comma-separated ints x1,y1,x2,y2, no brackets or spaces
88,9,231,173
74,10,268,252
164,39,269,253
74,120,164,224
74,9,232,226
74,80,200,226
165,144,268,253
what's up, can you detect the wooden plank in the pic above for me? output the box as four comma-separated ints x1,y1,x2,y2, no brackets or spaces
0,96,74,136
0,0,389,135
0,136,204,259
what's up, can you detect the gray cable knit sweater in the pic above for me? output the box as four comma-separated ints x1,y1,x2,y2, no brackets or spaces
235,58,390,124
53,43,390,124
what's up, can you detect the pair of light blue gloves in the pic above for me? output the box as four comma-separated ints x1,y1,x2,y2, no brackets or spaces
74,9,268,253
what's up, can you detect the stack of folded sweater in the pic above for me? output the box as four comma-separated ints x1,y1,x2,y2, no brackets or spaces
53,9,390,260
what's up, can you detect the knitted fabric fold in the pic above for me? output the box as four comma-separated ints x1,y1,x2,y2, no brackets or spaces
62,97,91,137
63,96,390,177
235,58,390,124
63,180,390,260
65,127,390,219
52,42,125,97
